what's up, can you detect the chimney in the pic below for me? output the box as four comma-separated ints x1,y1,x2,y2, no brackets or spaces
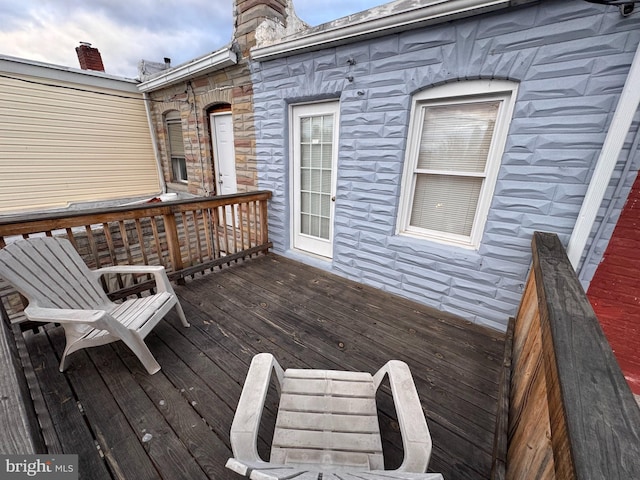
75,42,105,72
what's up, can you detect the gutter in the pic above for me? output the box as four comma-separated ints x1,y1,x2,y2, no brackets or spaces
138,47,237,92
143,92,166,194
252,0,537,61
567,38,640,269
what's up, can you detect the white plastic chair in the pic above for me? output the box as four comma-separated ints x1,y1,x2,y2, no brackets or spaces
226,353,444,480
0,236,189,374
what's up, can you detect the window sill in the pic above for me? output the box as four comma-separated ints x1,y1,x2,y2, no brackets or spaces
396,229,479,251
166,182,189,192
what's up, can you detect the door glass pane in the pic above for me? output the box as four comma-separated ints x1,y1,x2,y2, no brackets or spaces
301,145,311,167
301,213,311,235
299,113,333,241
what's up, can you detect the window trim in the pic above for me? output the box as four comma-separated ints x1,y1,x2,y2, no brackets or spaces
397,80,518,249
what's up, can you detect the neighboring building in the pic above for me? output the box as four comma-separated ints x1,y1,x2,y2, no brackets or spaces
0,52,162,214
249,0,640,332
137,0,307,198
588,170,640,394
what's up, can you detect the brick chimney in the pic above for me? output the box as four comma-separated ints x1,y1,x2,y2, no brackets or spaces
75,42,105,72
233,0,307,57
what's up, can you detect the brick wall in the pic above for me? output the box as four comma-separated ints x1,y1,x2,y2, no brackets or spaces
146,0,289,196
148,63,257,197
251,0,640,330
588,171,640,394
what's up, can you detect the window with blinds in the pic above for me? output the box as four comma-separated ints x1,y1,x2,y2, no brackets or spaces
165,111,187,184
398,81,518,248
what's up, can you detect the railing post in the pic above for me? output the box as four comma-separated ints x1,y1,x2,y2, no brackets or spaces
162,210,184,285
260,199,269,246
507,232,640,480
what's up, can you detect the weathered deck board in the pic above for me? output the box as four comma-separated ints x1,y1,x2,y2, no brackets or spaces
17,253,504,480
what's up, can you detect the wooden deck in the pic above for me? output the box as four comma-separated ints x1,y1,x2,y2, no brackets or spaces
16,253,505,480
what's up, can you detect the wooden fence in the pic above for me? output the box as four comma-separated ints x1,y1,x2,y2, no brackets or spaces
0,191,272,325
504,232,640,479
0,191,272,454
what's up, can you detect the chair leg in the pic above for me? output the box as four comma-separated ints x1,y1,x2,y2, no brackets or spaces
119,330,161,374
174,301,190,327
59,346,72,372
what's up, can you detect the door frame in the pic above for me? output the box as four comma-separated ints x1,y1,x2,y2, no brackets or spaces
289,101,340,259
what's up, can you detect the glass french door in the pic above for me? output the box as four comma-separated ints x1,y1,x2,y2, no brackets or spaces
291,102,339,258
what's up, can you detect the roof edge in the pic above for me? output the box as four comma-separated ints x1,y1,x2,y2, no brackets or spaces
252,0,538,62
138,47,238,92
0,54,140,92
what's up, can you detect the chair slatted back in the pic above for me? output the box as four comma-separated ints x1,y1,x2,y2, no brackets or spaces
0,237,110,310
271,368,384,470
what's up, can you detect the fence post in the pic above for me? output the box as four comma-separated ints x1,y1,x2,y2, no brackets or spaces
259,199,269,246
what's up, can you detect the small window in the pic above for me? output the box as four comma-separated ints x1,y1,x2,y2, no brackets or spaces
398,80,518,248
165,111,187,183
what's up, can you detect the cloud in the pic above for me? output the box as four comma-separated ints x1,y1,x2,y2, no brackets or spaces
0,0,383,78
0,0,232,77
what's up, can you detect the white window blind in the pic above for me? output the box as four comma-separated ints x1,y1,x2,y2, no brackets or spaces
410,101,498,236
398,80,518,248
165,111,187,183
167,121,185,157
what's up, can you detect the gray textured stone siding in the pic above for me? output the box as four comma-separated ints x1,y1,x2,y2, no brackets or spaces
251,0,640,331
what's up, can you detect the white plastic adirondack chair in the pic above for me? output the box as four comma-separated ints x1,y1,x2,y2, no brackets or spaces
226,353,444,480
0,237,189,374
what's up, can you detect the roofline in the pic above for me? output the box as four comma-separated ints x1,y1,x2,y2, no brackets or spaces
252,0,538,62
0,54,141,93
137,47,238,92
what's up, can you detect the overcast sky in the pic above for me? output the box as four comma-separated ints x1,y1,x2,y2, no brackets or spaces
0,0,384,78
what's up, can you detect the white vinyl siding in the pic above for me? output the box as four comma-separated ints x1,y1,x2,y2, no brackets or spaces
398,80,518,248
0,72,160,214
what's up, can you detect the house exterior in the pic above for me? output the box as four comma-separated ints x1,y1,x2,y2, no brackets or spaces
248,0,640,332
137,0,307,199
0,54,161,214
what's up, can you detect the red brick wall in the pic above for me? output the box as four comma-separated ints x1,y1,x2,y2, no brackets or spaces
588,171,640,395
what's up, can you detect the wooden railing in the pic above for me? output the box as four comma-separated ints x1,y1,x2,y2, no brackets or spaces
0,191,272,324
504,232,640,479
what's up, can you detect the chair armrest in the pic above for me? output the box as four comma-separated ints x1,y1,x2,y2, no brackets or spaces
25,305,106,324
373,360,433,473
230,353,284,463
93,265,173,293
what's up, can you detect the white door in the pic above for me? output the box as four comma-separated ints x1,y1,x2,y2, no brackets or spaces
291,102,339,258
211,112,237,226
211,112,237,196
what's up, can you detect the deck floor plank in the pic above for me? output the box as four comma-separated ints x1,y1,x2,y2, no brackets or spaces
18,253,504,480
85,344,210,480
26,327,113,480
220,259,498,454
46,325,162,480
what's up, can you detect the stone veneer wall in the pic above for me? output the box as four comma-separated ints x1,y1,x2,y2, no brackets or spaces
147,68,257,196
251,0,640,330
145,0,291,196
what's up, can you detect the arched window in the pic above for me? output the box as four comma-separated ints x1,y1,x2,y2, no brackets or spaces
398,80,519,248
165,111,187,183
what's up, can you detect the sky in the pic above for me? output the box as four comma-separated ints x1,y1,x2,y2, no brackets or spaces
0,0,385,79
